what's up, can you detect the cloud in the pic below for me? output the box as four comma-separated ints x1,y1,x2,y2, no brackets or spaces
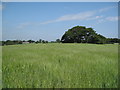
93,16,119,26
41,11,96,24
99,6,117,13
16,6,117,28
40,6,117,24
87,15,103,20
106,16,118,21
16,22,32,29
99,16,118,23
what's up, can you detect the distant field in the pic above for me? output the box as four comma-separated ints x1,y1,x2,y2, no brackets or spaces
2,43,118,88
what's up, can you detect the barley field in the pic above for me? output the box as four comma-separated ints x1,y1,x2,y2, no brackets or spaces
2,43,118,88
0,46,2,89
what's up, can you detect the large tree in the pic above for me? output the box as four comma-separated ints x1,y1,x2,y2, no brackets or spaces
61,26,106,44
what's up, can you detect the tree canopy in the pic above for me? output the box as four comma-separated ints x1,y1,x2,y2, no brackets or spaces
61,26,107,44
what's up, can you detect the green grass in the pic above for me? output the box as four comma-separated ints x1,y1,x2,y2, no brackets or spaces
0,46,2,89
2,43,118,88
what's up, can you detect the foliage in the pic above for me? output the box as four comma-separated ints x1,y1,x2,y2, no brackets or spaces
2,40,22,45
106,38,120,44
2,39,49,45
56,39,61,43
27,40,35,43
35,39,48,44
61,26,107,44
39,39,42,43
41,40,48,43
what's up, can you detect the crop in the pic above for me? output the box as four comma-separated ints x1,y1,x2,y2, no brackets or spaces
2,43,118,88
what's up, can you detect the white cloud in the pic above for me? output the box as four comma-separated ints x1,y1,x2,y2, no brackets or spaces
41,11,96,24
86,15,103,20
99,6,117,13
16,6,118,28
93,16,118,26
98,19,105,23
57,11,96,21
106,16,118,21
17,22,32,29
40,6,117,24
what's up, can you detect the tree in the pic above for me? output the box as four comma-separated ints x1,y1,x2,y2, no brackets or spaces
42,40,45,43
106,38,120,44
35,41,39,44
39,39,42,43
56,39,61,43
45,41,48,43
61,26,107,44
5,40,14,45
27,40,35,43
1,41,6,46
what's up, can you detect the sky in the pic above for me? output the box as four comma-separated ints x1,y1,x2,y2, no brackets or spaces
2,2,118,41
1,0,120,2
0,2,2,41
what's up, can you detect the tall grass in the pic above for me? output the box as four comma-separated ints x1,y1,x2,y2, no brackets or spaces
2,43,118,88
0,46,2,89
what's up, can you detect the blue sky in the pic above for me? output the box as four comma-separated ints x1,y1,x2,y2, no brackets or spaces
0,2,2,41
2,2,118,41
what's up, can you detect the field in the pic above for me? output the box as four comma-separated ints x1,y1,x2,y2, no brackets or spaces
2,43,118,88
0,46,2,89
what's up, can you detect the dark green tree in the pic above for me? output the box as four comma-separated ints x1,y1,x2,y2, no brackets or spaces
45,41,48,43
106,38,120,44
35,41,39,44
61,26,107,44
56,39,61,43
42,40,45,43
39,39,42,43
5,40,14,45
27,40,35,43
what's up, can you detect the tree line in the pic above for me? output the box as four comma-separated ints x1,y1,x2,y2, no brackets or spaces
0,26,119,46
0,39,61,46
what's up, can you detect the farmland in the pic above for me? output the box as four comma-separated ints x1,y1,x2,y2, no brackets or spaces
2,43,118,88
0,46,2,89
